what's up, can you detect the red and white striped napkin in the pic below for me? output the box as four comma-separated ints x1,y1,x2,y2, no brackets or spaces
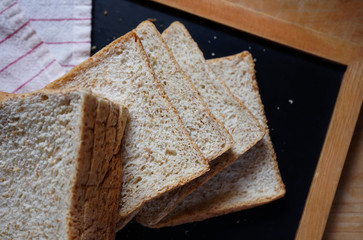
18,0,92,72
0,0,92,94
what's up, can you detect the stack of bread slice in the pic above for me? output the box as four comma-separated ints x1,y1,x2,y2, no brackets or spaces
0,20,285,238
0,89,127,239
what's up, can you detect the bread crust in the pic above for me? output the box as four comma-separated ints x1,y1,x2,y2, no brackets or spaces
64,91,126,239
0,88,83,102
75,96,126,240
0,91,13,101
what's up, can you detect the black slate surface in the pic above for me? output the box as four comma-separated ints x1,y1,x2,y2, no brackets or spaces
91,0,345,239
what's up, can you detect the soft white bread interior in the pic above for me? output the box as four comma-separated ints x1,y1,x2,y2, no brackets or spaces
134,21,265,227
44,31,209,228
151,51,285,227
0,89,127,239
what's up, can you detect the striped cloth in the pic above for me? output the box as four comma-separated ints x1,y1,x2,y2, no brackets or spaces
0,0,92,93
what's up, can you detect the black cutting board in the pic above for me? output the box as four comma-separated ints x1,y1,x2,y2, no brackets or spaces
91,1,345,239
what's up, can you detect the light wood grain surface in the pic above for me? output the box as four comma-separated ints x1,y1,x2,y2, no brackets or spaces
153,0,363,64
323,109,363,239
226,0,363,47
296,62,363,240
152,0,363,239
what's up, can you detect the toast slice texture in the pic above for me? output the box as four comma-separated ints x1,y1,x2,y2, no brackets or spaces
133,20,233,162
152,51,286,227
135,22,265,226
0,89,127,239
45,31,209,227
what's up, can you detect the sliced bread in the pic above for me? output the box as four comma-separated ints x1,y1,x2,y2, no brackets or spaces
0,89,127,239
44,31,209,228
133,20,233,162
134,22,265,226
152,51,285,227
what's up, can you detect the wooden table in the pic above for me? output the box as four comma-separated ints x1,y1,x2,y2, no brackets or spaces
324,109,363,240
152,1,363,239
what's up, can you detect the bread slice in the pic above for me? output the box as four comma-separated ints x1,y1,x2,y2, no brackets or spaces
44,31,209,228
133,20,233,162
134,22,265,226
0,89,127,239
151,52,286,227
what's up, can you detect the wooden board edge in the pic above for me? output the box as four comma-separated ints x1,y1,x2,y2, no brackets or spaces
295,62,363,240
152,0,363,65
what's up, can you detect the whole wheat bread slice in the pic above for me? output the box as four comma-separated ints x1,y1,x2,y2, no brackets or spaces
135,22,265,226
152,52,286,227
44,32,209,229
0,89,127,239
133,20,233,162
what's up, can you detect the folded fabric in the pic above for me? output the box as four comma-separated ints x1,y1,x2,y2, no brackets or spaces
0,0,92,93
0,0,65,93
18,0,92,72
